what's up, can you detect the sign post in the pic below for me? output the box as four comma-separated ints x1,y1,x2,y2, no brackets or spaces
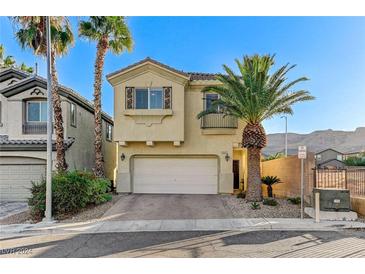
298,145,307,219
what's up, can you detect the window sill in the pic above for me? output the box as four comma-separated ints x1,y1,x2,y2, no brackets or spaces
123,109,173,116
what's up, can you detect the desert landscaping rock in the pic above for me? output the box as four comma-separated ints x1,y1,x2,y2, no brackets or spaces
219,195,302,218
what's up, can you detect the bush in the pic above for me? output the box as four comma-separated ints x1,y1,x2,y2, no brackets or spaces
344,156,365,166
263,198,278,206
287,197,301,205
236,191,246,199
28,170,112,221
250,202,261,210
261,176,282,198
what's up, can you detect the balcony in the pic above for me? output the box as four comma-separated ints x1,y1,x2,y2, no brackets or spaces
23,123,47,134
201,113,238,129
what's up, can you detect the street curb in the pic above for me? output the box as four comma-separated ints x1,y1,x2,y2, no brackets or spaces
1,218,365,237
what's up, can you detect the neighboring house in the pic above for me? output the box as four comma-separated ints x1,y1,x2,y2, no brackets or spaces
107,57,247,194
0,67,115,201
343,150,365,160
315,148,345,169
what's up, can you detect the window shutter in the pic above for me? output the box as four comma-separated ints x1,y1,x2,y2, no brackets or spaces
125,87,135,109
163,87,172,109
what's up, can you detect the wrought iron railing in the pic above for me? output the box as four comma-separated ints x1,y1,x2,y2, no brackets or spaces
23,123,47,134
313,168,365,197
201,113,238,129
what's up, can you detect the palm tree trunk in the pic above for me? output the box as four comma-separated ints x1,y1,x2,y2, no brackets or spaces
51,50,67,172
93,38,108,177
245,147,263,202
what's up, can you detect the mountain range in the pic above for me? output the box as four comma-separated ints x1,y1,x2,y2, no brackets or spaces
263,127,365,156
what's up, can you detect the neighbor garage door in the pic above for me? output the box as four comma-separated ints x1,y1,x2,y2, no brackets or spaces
133,157,218,194
0,157,46,202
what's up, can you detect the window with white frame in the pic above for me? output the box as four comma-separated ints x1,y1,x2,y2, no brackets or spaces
106,123,112,141
70,103,77,127
135,88,163,109
27,101,47,122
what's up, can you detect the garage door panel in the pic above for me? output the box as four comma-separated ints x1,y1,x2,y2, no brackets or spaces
0,162,45,202
133,157,218,194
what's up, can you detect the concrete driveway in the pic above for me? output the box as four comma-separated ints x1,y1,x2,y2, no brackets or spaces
103,194,234,221
0,202,28,220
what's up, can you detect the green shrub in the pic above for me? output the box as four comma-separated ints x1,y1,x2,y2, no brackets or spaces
28,170,112,221
263,198,278,206
344,156,365,166
287,197,301,205
250,202,261,210
236,191,246,199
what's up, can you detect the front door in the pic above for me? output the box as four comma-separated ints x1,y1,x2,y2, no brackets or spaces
233,160,240,189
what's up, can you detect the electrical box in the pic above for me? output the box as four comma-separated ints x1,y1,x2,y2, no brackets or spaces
313,188,350,212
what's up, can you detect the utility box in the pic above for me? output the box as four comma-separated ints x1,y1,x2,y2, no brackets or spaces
313,188,350,212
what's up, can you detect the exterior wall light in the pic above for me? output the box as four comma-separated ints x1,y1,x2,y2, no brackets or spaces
225,153,230,162
121,153,126,161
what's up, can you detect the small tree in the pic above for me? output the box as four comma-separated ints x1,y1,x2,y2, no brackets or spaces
261,176,282,198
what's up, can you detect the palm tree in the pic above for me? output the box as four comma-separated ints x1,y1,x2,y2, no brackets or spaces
0,44,4,62
3,56,16,67
197,54,314,202
79,16,132,177
19,62,34,73
261,176,282,198
11,16,74,172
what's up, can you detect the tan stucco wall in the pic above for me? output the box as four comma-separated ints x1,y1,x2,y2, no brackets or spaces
113,69,185,142
261,154,315,201
110,63,247,194
64,100,115,181
0,82,115,181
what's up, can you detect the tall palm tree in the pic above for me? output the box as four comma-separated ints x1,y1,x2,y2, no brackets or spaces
197,54,314,201
79,16,132,177
11,16,74,172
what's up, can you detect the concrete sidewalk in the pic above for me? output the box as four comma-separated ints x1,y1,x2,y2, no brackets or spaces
1,218,365,237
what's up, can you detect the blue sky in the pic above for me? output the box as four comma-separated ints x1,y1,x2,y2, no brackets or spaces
1,16,364,134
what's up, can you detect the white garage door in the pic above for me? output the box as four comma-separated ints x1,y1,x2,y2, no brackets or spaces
133,157,218,194
0,157,46,202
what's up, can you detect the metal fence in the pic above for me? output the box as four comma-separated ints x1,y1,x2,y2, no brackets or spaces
314,168,365,197
22,123,53,134
201,113,238,129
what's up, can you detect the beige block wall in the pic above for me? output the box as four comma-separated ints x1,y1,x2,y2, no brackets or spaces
261,153,315,201
351,196,365,216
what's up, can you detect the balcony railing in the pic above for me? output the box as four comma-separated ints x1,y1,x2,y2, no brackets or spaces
201,113,238,129
23,123,47,134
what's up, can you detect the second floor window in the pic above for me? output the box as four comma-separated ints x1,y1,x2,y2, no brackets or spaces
70,103,77,127
106,123,113,141
27,101,47,122
135,88,163,109
205,93,220,112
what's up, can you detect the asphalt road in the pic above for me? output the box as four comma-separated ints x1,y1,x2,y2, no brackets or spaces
1,229,365,258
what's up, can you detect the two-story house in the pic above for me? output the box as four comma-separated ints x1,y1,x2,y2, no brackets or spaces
315,148,345,169
0,67,115,201
107,58,247,194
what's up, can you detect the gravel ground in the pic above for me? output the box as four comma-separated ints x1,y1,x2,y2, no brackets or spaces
220,195,303,218
0,194,122,225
